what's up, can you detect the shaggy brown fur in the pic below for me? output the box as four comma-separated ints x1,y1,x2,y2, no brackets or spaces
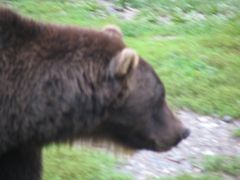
0,7,189,180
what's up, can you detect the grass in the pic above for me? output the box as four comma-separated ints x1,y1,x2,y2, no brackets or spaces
159,173,221,180
43,145,132,180
203,155,240,176
158,155,240,180
233,128,240,137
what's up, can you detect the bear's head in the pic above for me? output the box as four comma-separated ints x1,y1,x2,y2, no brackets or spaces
89,26,190,152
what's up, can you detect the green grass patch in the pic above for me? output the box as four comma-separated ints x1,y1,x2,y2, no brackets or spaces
43,145,132,180
203,155,240,176
158,155,240,180
158,173,221,180
233,128,240,137
2,0,117,27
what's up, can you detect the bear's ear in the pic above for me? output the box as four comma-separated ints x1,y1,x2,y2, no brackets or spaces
102,25,123,38
109,48,139,77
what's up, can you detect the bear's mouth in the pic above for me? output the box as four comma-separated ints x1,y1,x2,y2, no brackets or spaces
92,131,174,153
74,135,137,155
74,130,176,154
77,122,180,153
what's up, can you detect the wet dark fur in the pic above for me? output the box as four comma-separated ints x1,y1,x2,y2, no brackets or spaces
0,8,189,180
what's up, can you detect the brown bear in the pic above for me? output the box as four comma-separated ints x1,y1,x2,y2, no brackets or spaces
0,7,190,180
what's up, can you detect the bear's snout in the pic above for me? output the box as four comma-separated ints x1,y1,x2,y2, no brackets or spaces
171,128,190,147
181,128,190,140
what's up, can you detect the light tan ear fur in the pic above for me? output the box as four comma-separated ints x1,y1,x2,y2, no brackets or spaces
102,25,123,38
113,48,139,77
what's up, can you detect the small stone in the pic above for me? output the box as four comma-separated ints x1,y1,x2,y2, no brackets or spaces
162,169,171,174
202,150,215,155
142,170,155,178
106,6,117,14
200,122,218,129
193,167,202,173
198,116,208,122
223,115,233,123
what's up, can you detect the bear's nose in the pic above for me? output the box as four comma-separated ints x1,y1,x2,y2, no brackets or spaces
181,128,190,139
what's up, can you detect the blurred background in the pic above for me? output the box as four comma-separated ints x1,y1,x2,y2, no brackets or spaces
1,0,239,179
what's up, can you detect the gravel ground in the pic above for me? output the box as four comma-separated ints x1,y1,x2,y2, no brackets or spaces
122,110,240,179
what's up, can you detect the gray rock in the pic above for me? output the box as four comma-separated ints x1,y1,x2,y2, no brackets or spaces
223,115,233,123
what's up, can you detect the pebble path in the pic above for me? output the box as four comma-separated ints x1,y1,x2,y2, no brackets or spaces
122,110,240,179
